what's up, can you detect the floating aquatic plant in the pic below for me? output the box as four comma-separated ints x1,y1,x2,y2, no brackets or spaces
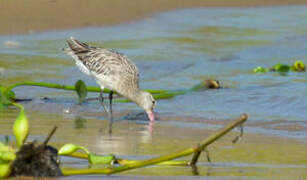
291,60,305,72
253,60,306,74
253,66,268,73
0,78,220,107
271,63,290,72
191,79,220,91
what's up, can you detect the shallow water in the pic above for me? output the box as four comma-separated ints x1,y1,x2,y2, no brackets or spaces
1,6,307,179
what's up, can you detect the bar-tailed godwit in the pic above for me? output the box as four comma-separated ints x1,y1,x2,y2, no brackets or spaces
65,37,156,121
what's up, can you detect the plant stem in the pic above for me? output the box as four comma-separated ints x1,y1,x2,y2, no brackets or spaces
116,159,190,166
7,82,100,93
60,152,89,159
11,102,24,111
62,148,194,175
7,79,219,103
60,152,189,166
114,91,186,103
190,114,248,165
61,114,248,176
7,81,186,102
7,81,168,94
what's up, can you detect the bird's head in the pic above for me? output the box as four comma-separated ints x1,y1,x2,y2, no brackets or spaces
138,91,156,121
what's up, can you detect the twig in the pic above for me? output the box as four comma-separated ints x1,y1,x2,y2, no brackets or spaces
36,126,57,153
232,123,244,144
43,126,57,147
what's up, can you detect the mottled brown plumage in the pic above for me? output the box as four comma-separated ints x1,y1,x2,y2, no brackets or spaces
65,37,156,121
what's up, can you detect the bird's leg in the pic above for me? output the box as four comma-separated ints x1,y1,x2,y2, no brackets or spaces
109,91,114,118
99,90,110,114
108,91,114,136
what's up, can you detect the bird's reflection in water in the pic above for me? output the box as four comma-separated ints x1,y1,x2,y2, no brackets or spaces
123,111,157,135
147,120,154,135
96,111,155,138
108,116,113,136
104,111,156,137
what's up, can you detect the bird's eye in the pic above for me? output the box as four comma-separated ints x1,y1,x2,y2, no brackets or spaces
152,101,156,104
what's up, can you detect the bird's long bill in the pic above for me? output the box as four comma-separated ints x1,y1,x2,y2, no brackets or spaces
147,110,155,121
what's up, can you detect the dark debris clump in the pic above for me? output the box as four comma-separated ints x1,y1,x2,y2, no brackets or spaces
11,141,62,177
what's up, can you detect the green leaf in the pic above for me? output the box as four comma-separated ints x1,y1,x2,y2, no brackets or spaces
12,103,29,148
272,63,290,72
0,163,11,178
88,154,115,165
0,143,7,151
292,60,305,72
58,143,89,155
253,66,268,73
0,142,14,152
0,151,16,162
75,80,88,104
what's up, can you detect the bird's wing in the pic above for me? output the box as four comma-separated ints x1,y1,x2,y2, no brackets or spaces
65,37,140,90
89,48,140,91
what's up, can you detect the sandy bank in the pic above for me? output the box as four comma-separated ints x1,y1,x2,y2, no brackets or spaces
1,0,307,35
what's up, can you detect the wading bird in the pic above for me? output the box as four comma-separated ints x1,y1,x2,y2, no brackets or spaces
65,37,156,121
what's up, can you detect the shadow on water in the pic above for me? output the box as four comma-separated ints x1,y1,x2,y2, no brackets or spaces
1,6,307,179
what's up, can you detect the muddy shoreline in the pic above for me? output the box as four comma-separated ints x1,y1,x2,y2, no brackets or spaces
1,0,307,35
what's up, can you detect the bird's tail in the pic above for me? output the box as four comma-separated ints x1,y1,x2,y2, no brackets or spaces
66,37,89,52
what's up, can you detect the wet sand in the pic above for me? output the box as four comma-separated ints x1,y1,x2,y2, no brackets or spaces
1,0,307,35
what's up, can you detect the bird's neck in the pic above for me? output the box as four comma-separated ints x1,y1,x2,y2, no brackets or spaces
127,89,144,107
